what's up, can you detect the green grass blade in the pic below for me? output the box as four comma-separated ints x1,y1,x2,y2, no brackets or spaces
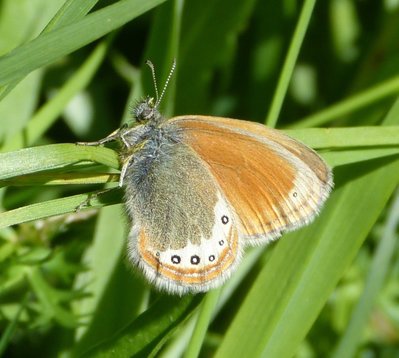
331,190,399,358
0,144,118,180
288,75,399,128
26,267,78,327
80,295,203,357
323,147,399,167
327,96,399,355
0,0,166,86
44,0,99,30
73,204,147,355
0,0,99,99
0,190,121,229
184,289,221,358
1,39,111,151
285,126,399,149
0,295,28,355
2,125,398,227
215,155,399,358
0,0,55,140
0,172,118,187
265,0,316,127
170,0,257,114
215,97,399,358
73,61,149,354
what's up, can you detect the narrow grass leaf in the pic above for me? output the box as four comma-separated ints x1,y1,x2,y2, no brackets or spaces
332,190,399,357
286,126,399,149
184,289,221,358
0,0,98,99
0,0,166,86
73,205,146,355
323,147,399,167
80,295,203,358
0,172,118,187
289,75,399,128
0,144,118,181
26,267,78,327
215,98,399,358
44,0,99,30
172,0,257,114
2,39,111,151
216,155,399,358
0,295,28,355
266,0,316,127
0,190,121,229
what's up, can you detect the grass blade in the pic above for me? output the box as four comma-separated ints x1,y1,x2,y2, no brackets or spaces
0,0,166,86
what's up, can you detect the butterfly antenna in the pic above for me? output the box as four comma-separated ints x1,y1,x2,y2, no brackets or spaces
156,59,176,108
145,60,159,103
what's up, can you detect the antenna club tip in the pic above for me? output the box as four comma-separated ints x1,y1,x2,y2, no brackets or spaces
145,59,154,69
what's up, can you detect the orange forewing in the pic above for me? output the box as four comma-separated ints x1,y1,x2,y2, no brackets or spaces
172,115,332,241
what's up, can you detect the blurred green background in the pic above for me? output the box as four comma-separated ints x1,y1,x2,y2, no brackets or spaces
0,0,399,357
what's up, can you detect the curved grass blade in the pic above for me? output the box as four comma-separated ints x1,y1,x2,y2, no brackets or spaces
79,295,203,358
0,0,166,86
0,144,118,181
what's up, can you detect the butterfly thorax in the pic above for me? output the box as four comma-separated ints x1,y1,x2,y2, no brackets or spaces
119,97,178,163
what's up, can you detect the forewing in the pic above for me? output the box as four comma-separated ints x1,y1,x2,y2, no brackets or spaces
171,115,333,244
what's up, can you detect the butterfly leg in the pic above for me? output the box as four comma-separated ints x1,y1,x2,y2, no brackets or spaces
74,124,135,209
75,187,121,212
119,156,134,187
76,123,129,146
76,156,130,212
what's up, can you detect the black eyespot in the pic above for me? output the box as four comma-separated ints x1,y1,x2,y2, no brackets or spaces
155,252,160,257
209,255,215,262
191,255,200,265
293,192,298,198
221,215,229,224
219,240,224,246
171,255,181,264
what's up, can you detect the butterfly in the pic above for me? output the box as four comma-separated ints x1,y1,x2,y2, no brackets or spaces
80,60,333,295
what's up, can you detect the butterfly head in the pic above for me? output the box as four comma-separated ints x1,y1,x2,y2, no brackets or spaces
132,96,162,125
132,59,176,127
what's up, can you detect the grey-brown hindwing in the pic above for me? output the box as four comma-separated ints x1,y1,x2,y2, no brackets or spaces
122,125,241,293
